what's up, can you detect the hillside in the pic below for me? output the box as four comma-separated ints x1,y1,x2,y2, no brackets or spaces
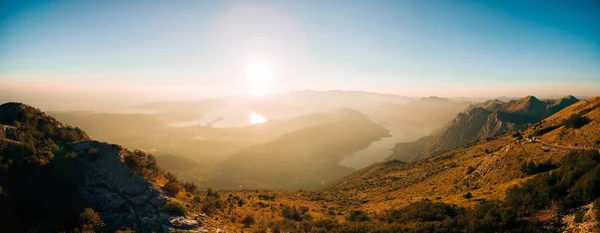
330,96,600,208
389,95,579,161
185,96,600,233
2,99,600,232
207,109,390,190
51,92,469,189
0,103,199,232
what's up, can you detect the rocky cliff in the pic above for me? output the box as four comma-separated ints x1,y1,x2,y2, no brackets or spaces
389,95,580,161
73,141,172,232
0,102,197,232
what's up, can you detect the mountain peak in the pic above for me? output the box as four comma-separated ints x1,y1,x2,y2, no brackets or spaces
0,102,35,112
522,95,540,103
551,95,580,111
560,95,579,102
505,95,544,113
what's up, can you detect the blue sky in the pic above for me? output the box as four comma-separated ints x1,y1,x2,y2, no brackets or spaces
1,0,599,97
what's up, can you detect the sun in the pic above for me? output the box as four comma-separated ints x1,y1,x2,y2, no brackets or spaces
245,60,273,96
249,111,267,124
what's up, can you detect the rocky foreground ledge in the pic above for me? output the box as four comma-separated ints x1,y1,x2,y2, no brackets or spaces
72,141,201,232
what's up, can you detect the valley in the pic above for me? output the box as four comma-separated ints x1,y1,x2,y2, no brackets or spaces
1,95,599,232
49,91,470,190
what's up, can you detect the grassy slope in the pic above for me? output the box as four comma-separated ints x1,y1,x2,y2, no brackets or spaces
211,97,600,230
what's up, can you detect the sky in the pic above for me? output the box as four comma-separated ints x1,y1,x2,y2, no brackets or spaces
1,0,599,101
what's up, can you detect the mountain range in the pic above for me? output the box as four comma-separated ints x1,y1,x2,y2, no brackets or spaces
49,91,470,190
2,94,599,232
388,95,580,161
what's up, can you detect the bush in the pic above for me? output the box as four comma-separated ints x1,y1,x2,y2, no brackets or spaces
78,208,105,232
124,150,160,180
574,210,585,223
346,210,370,222
564,114,589,129
282,205,304,221
506,150,600,215
206,188,220,198
182,182,198,194
387,200,457,223
242,215,255,228
521,159,556,175
164,201,187,216
164,172,178,182
163,182,183,197
201,196,225,215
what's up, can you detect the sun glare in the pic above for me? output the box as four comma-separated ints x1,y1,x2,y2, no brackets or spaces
249,111,267,124
245,60,273,96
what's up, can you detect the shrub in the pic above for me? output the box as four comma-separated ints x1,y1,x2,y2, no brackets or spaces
201,196,225,215
521,159,556,175
387,200,457,223
282,205,303,221
192,195,202,204
206,188,220,198
164,172,178,182
182,182,198,194
164,201,187,216
564,114,589,129
462,200,518,232
574,210,585,223
124,150,160,180
242,215,255,228
346,210,370,222
506,150,600,215
79,208,105,232
163,182,183,197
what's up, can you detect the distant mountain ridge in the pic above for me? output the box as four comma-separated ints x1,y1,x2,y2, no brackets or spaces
328,96,600,211
388,95,580,161
208,109,390,190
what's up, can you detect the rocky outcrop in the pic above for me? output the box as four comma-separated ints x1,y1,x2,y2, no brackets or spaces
0,102,201,232
73,141,169,231
72,141,199,232
388,95,580,161
0,125,17,140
